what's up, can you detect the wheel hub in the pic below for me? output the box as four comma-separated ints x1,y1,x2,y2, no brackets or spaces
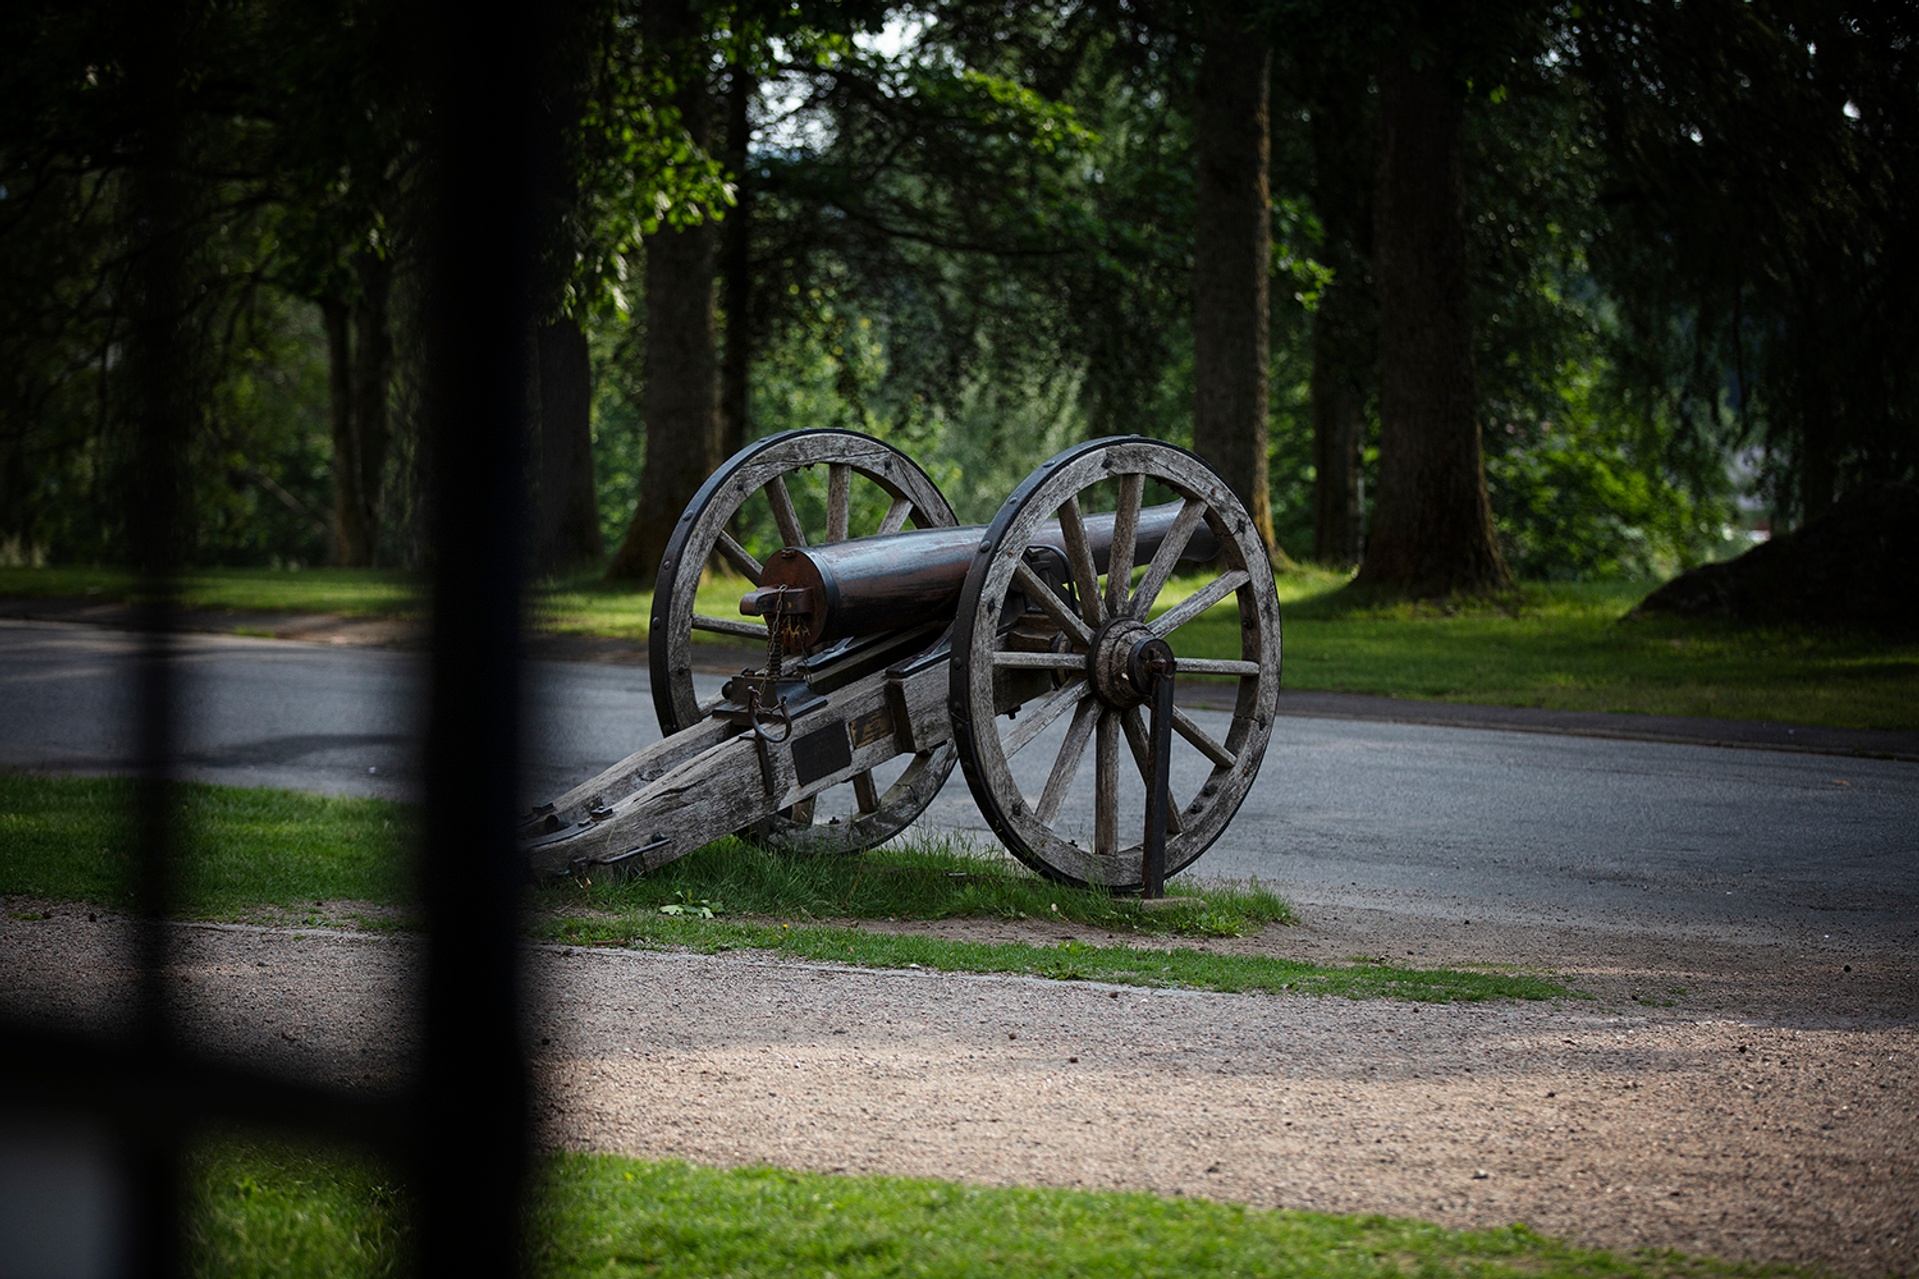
1086,616,1156,708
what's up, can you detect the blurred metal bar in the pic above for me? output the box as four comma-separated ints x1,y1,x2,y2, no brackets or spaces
0,1028,407,1156
1,1,561,1271
123,0,191,1267
410,0,557,1272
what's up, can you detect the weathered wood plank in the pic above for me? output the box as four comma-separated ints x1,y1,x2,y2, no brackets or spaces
715,531,763,583
1129,497,1207,620
1011,560,1093,647
1036,697,1098,825
1149,569,1251,637
1105,472,1143,618
1056,494,1105,628
765,473,807,548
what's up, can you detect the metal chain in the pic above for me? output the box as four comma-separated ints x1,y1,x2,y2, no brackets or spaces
764,586,785,683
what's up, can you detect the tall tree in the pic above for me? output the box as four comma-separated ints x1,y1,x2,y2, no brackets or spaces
1300,59,1376,567
1191,5,1280,560
320,253,394,567
717,55,757,465
529,0,604,577
1355,43,1511,595
607,0,719,584
532,318,601,574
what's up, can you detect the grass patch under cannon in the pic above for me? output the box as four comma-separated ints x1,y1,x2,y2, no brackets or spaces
539,834,1293,937
185,1139,1796,1279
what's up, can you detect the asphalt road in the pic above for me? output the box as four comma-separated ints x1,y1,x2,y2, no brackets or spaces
3,618,1913,951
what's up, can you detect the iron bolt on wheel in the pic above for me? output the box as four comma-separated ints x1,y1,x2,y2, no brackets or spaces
649,428,959,853
948,437,1282,890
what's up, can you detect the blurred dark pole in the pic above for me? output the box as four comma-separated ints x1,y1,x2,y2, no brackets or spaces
122,0,190,1269
413,0,563,1271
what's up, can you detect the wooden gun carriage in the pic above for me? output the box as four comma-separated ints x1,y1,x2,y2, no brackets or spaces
522,431,1282,894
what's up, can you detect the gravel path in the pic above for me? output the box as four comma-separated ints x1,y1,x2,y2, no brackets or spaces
3,901,1912,1276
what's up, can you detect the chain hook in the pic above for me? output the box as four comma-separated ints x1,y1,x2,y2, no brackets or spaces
751,586,796,743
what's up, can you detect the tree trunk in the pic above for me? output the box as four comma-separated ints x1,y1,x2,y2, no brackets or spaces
1355,54,1509,596
1191,10,1279,562
350,251,392,561
534,316,603,575
1306,69,1374,568
323,295,367,566
324,255,393,569
608,0,716,585
717,60,755,465
1310,304,1365,566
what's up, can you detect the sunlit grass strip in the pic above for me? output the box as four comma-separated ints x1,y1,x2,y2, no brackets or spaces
536,914,1569,1004
0,775,412,914
189,1141,1793,1279
0,565,422,619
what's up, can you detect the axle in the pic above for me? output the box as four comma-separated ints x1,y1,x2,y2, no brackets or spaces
739,501,1219,647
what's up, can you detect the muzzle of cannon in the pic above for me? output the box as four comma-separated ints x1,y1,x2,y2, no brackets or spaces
523,430,1282,894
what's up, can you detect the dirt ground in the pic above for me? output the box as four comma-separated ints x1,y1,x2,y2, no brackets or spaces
2,896,1912,1276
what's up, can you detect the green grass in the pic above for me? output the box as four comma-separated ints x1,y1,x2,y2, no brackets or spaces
1164,571,1919,731
187,1141,1802,1279
1,774,1568,1003
189,1138,410,1279
9,563,1915,728
0,774,412,915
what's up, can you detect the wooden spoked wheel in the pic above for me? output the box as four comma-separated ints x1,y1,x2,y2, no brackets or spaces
649,428,960,853
948,437,1282,890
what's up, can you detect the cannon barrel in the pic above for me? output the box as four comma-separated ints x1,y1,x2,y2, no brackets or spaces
741,501,1219,647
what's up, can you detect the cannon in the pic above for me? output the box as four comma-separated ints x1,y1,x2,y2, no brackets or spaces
523,430,1281,894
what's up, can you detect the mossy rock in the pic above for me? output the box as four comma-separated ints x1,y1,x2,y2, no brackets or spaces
1633,483,1919,632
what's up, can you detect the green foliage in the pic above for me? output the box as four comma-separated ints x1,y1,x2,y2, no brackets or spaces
1574,0,1919,521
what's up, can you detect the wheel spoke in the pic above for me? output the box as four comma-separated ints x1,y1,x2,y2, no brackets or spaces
1129,497,1207,620
693,613,766,639
1093,710,1118,860
876,496,914,536
1011,561,1094,647
788,796,816,825
1035,698,1098,825
1149,569,1250,637
1001,678,1090,759
765,474,806,548
715,530,763,584
1105,472,1143,618
1172,705,1236,768
1120,708,1181,834
1172,657,1262,677
1057,495,1105,627
852,768,880,815
826,462,852,542
991,650,1088,670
